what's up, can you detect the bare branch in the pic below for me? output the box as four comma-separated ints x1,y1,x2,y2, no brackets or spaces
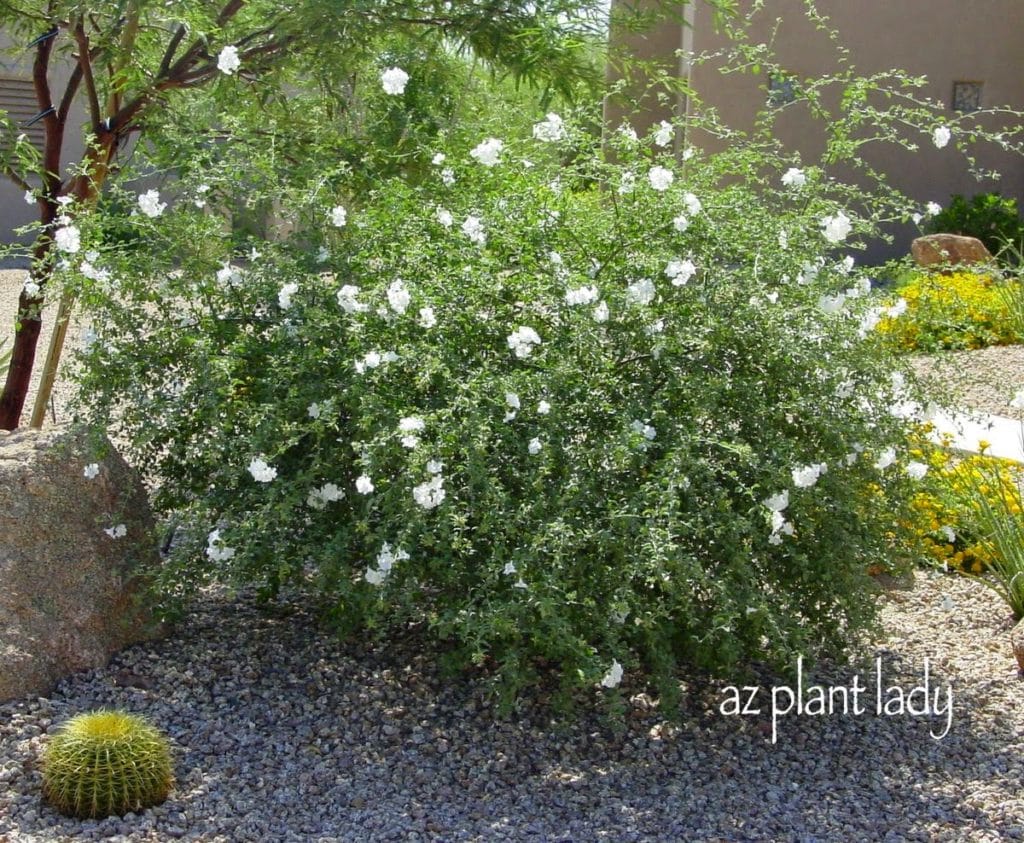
73,21,102,130
158,23,189,77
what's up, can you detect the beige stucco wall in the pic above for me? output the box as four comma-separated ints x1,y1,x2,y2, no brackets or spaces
608,0,1024,263
0,30,88,255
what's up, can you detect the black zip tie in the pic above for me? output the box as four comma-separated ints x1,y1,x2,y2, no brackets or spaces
27,26,58,49
23,107,55,127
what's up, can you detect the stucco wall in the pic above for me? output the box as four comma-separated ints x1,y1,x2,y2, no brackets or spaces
607,0,1024,263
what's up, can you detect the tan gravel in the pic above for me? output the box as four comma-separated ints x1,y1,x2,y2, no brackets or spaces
0,269,83,429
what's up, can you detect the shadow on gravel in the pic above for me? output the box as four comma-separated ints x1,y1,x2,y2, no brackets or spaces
1,586,1022,842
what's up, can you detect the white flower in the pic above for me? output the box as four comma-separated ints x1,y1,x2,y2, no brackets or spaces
278,282,299,310
593,301,610,323
462,215,486,246
565,285,599,306
469,137,504,167
618,171,636,195
381,66,409,95
355,474,375,494
818,293,846,315
600,660,623,689
307,482,344,510
906,462,929,480
528,437,543,455
137,190,166,218
337,284,368,313
665,258,696,286
365,568,387,586
24,190,34,205
399,416,425,434
413,474,445,509
400,435,419,449
781,167,806,188
763,490,789,512
792,463,826,488
939,525,957,543
682,192,702,215
538,400,551,415
54,225,80,254
417,306,437,328
83,463,100,480
206,529,236,562
626,278,656,306
387,280,411,314
104,524,127,539
630,419,656,440
821,211,852,244
23,279,40,298
436,207,453,227
932,125,952,149
308,402,322,419
503,561,517,575
505,392,521,411
653,120,674,147
329,205,348,228
532,112,565,142
778,229,789,249
618,122,638,142
440,168,455,186
874,448,897,471
648,166,674,191
925,201,942,217
216,263,243,288
1010,389,1024,409
911,212,924,225
217,45,240,75
248,457,277,483
427,459,443,475
886,298,908,318
672,214,690,233
513,578,528,590
507,326,541,359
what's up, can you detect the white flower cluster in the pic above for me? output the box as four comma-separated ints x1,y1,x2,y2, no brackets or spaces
104,523,127,540
206,528,236,562
413,462,445,509
248,457,277,483
665,258,696,286
365,542,409,586
278,282,299,310
820,211,852,244
354,349,398,374
217,45,240,75
138,189,166,219
507,326,541,358
399,416,425,449
532,113,565,142
381,67,409,95
462,215,486,246
307,482,344,510
469,137,503,167
337,284,368,314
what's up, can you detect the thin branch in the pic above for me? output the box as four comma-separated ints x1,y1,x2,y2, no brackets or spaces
73,20,102,130
1,163,33,194
56,62,84,125
158,23,188,77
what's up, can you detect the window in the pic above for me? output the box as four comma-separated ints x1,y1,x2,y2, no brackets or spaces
0,76,46,150
952,81,983,113
767,74,798,108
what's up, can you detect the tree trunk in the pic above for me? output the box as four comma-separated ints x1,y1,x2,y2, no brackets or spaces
0,291,43,430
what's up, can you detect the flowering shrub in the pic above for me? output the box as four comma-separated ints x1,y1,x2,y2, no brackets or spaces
878,271,1022,352
67,113,934,705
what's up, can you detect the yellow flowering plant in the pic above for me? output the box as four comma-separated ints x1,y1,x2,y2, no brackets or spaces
879,271,1022,352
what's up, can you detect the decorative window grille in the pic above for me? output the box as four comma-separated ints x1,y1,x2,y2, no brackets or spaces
952,81,983,113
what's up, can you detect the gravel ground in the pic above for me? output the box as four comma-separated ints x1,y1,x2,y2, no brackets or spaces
911,345,1024,420
0,571,1022,842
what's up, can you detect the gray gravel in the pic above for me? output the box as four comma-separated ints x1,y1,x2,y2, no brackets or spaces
1,570,1022,842
911,345,1024,420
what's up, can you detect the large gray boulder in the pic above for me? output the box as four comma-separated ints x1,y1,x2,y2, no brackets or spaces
0,426,164,703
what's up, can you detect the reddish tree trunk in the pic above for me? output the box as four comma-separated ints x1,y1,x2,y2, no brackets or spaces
0,295,43,430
